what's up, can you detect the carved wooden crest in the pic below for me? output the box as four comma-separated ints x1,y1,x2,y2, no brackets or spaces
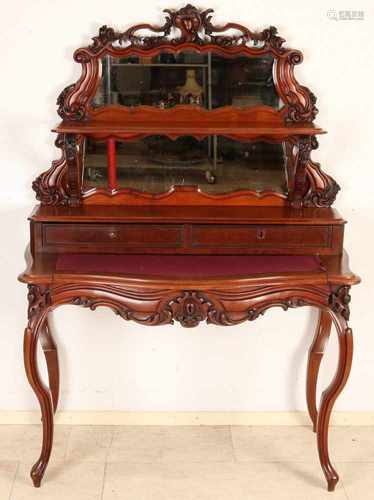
57,4,317,124
86,4,285,50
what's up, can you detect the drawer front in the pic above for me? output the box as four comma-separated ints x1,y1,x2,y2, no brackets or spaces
42,223,183,251
191,225,333,250
35,222,342,255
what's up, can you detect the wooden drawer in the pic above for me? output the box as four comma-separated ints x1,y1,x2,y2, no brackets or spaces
41,223,183,252
191,224,335,252
34,222,342,255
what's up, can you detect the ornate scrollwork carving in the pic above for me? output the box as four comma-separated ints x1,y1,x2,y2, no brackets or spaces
165,291,215,327
304,161,340,207
70,296,173,326
71,297,95,308
32,174,68,206
90,25,118,52
298,136,313,165
57,84,86,121
329,286,351,321
64,287,322,329
53,4,320,132
32,134,69,206
165,4,208,43
122,5,254,48
247,297,307,321
281,51,318,123
82,5,287,51
285,86,318,123
70,291,216,328
64,134,77,162
261,26,285,51
291,136,339,208
27,285,51,326
287,135,339,208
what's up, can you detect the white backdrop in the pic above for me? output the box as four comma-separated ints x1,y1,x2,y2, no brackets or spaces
0,0,373,414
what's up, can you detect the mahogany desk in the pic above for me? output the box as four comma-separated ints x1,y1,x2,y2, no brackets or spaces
19,3,360,492
19,231,359,491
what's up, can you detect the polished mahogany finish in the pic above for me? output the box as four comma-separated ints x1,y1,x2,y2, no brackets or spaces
20,4,359,492
31,206,344,255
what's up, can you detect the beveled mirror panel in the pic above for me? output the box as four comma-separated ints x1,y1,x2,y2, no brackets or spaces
83,136,287,194
92,51,281,109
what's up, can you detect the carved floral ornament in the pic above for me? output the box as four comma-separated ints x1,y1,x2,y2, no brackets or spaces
329,285,351,321
87,4,286,51
27,285,351,329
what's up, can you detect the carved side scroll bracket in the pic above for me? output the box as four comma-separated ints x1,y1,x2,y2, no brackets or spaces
32,134,69,206
57,84,86,122
275,50,318,123
304,160,340,207
32,133,85,207
286,136,339,208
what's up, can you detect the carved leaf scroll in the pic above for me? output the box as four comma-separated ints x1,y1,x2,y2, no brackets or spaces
304,161,340,208
27,284,51,330
88,4,281,51
329,286,351,321
58,286,330,328
32,134,69,206
303,137,340,207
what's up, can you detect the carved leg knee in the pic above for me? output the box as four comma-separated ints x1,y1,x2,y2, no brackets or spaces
306,309,332,432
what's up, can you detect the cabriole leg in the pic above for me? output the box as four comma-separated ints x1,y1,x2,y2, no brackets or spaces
316,308,353,492
39,316,60,413
24,285,54,487
306,309,332,432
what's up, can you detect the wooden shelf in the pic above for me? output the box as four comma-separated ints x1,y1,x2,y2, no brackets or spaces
54,120,325,138
53,105,326,140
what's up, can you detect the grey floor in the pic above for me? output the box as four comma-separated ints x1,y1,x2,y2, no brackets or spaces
0,425,372,499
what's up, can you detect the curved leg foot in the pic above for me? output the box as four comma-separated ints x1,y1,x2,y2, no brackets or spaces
39,316,59,413
306,310,332,432
316,310,353,492
24,285,54,487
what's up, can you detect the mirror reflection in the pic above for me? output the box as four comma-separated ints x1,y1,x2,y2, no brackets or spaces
92,51,281,109
83,136,287,194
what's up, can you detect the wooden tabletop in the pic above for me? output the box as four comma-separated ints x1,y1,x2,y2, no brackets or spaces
30,205,345,225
